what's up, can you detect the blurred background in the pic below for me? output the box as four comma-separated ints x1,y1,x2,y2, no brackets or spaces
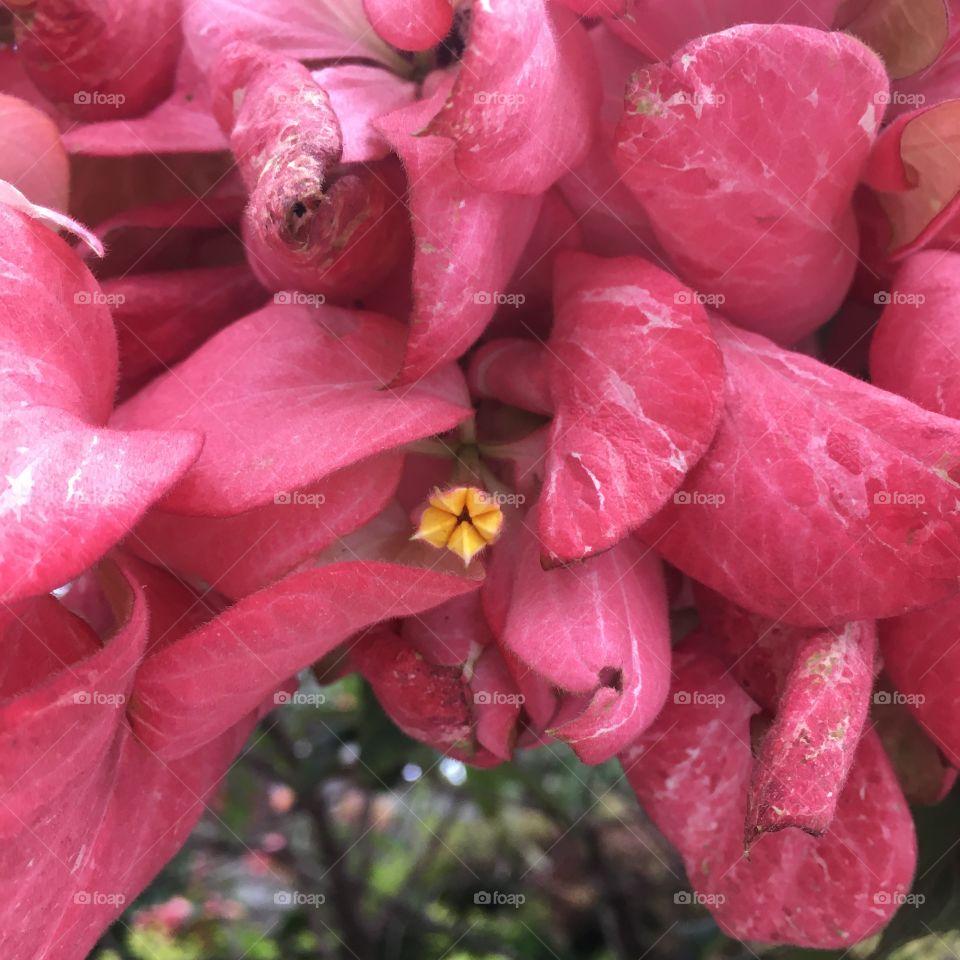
91,672,960,960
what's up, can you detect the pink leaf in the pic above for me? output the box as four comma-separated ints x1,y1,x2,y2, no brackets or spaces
184,0,405,76
614,25,887,344
540,252,725,563
621,636,916,948
643,320,960,625
0,557,257,959
112,302,471,516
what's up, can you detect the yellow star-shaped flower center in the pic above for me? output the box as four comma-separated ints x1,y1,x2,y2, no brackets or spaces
412,486,504,565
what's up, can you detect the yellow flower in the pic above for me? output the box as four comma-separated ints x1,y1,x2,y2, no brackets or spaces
412,486,504,565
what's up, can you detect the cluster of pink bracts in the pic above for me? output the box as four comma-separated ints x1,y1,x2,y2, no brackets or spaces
3,0,960,954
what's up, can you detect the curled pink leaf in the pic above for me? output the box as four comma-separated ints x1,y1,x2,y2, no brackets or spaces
211,41,407,300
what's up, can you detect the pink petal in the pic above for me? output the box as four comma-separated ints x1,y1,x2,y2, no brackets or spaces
184,0,405,75
870,250,960,414
112,303,471,516
696,590,879,835
131,555,481,759
489,510,671,763
881,594,960,766
0,93,68,211
362,0,453,51
540,253,725,563
376,91,542,382
873,676,959,804
621,637,916,948
862,102,960,257
614,25,887,344
62,52,229,156
0,557,257,958
0,207,201,603
845,0,950,80
0,571,144,838
129,454,404,599
468,339,553,416
424,0,600,194
312,64,416,164
643,320,960,625
11,0,182,120
749,624,876,840
608,0,844,59
106,265,268,398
